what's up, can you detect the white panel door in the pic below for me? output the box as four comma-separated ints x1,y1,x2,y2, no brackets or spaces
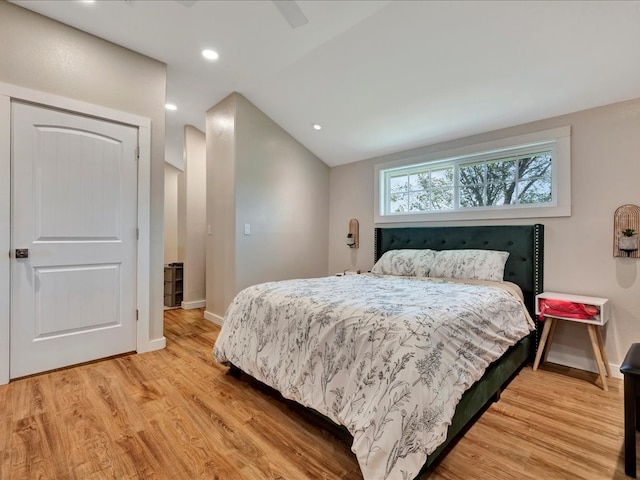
10,102,138,378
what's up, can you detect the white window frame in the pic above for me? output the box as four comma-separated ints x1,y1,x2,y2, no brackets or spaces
374,126,571,223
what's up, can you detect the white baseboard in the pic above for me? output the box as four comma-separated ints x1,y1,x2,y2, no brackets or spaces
546,351,622,379
181,299,206,309
204,310,223,326
137,336,166,353
610,363,623,379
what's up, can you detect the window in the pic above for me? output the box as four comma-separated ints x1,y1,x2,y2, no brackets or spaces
375,126,570,223
388,164,454,213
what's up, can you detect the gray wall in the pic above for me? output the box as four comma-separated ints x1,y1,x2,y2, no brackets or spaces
165,164,181,264
329,98,640,372
206,94,237,320
0,2,167,341
206,93,329,320
180,125,207,306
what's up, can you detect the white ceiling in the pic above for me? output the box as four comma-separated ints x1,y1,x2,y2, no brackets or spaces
13,0,640,168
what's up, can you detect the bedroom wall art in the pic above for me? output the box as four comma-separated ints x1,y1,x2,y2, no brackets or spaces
614,204,640,258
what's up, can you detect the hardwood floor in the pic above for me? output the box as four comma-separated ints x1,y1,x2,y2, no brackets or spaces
0,308,630,479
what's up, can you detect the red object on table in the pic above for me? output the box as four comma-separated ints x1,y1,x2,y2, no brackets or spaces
537,298,599,321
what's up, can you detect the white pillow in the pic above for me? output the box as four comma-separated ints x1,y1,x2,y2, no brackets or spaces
428,249,509,282
371,249,437,277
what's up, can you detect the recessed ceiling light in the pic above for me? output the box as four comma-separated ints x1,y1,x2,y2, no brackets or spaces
165,103,177,111
313,124,322,130
202,49,219,61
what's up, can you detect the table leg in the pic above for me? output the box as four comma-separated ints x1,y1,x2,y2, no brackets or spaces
542,318,558,364
587,324,608,391
594,325,612,377
533,318,554,371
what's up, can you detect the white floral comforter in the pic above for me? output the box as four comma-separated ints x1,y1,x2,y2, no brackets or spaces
213,274,534,480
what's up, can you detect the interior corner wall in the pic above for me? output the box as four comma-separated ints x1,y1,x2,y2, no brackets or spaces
177,166,186,264
206,94,237,321
182,125,207,307
329,97,640,373
165,163,180,264
205,92,330,321
165,124,185,171
234,94,329,294
329,159,376,274
0,2,167,341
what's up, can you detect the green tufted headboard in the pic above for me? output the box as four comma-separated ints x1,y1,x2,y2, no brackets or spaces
374,224,544,318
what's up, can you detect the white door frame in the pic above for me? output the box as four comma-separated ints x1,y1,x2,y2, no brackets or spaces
0,82,156,385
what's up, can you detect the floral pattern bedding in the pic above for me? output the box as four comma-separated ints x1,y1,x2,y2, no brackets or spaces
213,274,534,480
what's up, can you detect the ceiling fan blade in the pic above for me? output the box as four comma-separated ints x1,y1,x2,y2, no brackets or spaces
272,1,308,29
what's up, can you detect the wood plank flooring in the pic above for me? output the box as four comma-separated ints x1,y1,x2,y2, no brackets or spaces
0,307,630,479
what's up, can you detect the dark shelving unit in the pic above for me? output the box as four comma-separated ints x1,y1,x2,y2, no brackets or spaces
164,263,183,308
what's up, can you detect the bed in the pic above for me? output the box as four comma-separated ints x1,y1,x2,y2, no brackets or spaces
213,224,544,480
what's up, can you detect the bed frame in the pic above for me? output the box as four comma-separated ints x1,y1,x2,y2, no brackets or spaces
375,224,544,475
229,224,544,478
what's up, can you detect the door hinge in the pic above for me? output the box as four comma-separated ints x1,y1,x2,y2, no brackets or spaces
135,146,140,160
136,228,139,240
136,309,139,321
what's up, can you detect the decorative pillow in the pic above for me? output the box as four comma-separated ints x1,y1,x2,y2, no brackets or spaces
428,249,510,282
371,249,437,277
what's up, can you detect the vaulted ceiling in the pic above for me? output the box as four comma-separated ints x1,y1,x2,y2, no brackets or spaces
14,1,640,167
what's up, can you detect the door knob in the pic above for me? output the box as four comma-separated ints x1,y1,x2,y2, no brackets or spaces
15,248,29,258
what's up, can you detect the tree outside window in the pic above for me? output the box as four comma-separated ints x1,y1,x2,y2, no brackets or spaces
459,152,552,208
384,150,552,215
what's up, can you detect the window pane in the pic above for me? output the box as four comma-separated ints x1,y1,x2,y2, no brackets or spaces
409,191,429,212
409,172,428,190
519,153,551,180
486,182,517,205
460,186,485,207
486,158,516,183
459,162,485,185
518,178,551,204
431,167,453,187
389,174,408,193
389,192,409,213
431,187,453,210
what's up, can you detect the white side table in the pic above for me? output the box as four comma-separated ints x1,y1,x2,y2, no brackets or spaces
533,292,611,391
